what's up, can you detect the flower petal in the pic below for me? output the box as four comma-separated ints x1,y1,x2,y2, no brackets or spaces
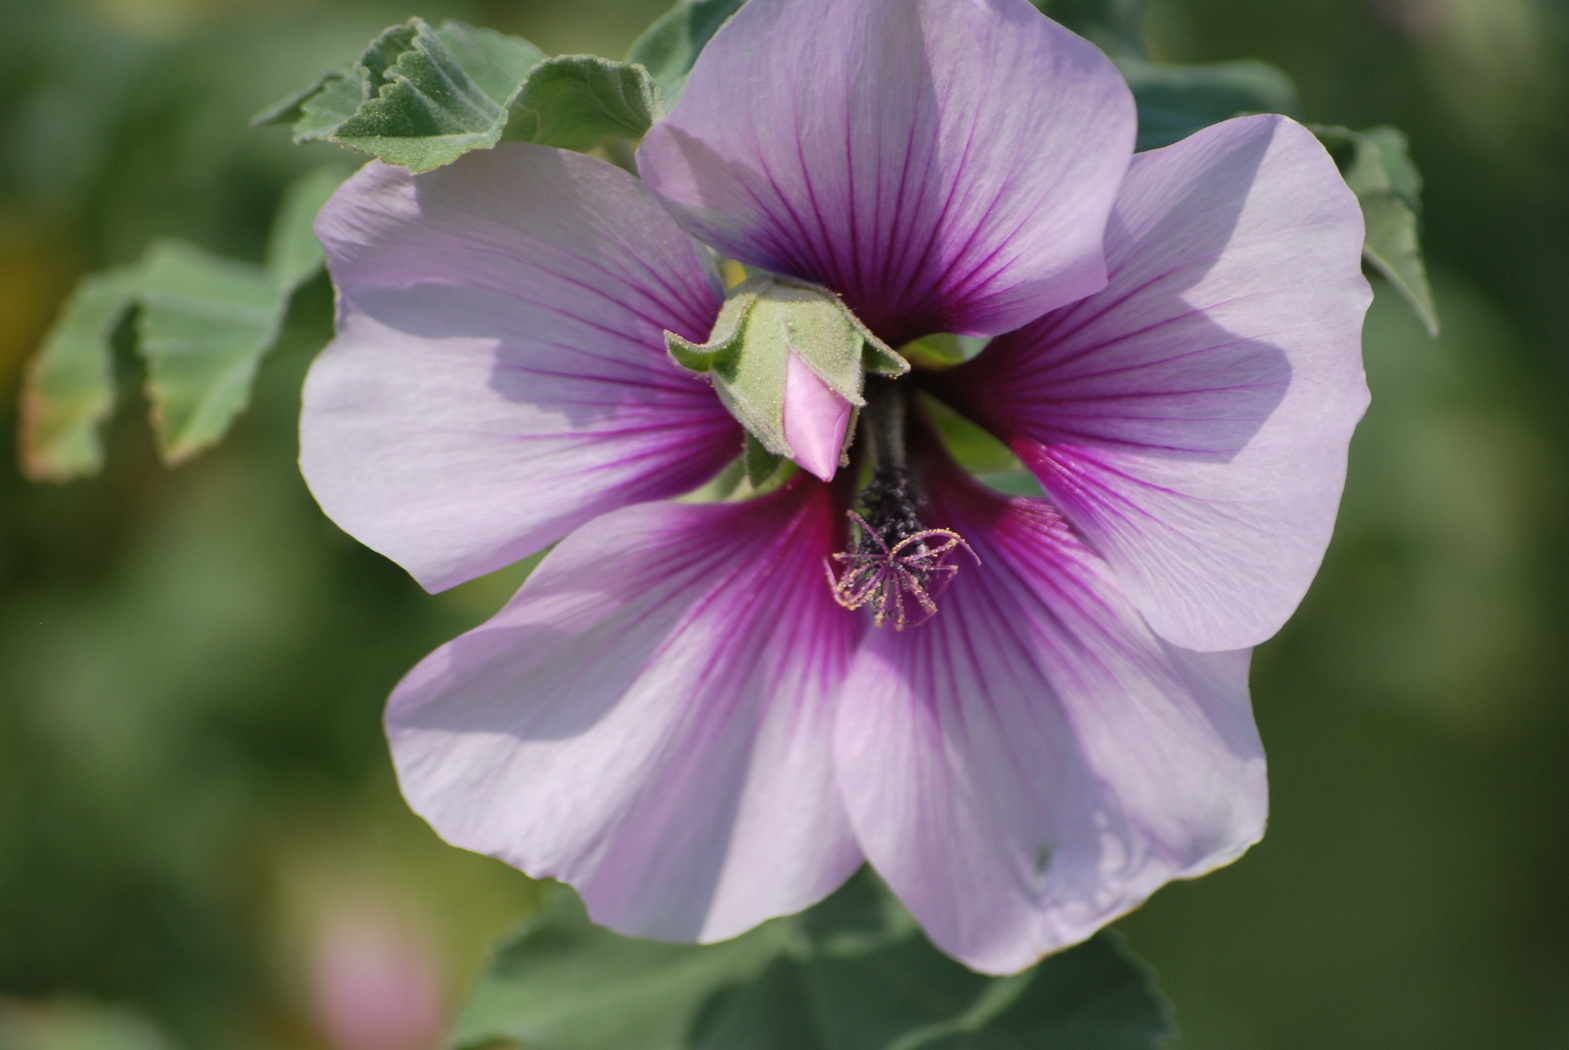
638,0,1135,346
301,145,740,592
387,481,863,942
782,351,853,481
944,116,1371,650
834,472,1265,975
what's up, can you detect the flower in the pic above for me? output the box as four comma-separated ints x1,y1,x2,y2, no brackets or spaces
299,0,1369,974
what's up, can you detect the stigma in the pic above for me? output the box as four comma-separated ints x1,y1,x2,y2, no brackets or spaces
825,466,976,630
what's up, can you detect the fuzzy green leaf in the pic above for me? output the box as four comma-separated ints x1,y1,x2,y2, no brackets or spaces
453,875,1174,1050
266,167,345,288
1030,0,1149,58
249,67,347,130
19,269,139,481
695,933,1170,1050
134,241,286,462
327,21,544,171
1118,57,1300,151
18,169,342,479
1315,124,1440,336
504,55,663,152
139,169,341,462
626,0,748,104
451,891,789,1050
436,19,551,102
255,19,662,172
1031,3,1299,145
289,71,365,141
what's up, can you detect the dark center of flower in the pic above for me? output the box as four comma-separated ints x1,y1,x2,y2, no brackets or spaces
826,466,974,630
824,385,977,629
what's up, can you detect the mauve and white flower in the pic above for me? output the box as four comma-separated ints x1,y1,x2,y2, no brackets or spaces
299,0,1370,974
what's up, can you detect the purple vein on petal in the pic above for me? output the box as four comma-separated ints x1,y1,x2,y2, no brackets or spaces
639,0,1135,344
303,144,743,593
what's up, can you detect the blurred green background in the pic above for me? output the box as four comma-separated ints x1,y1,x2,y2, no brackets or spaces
1,0,1565,1046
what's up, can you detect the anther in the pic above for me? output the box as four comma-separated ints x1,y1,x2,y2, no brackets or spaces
825,466,977,630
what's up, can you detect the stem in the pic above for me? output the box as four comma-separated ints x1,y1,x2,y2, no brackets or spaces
863,375,908,470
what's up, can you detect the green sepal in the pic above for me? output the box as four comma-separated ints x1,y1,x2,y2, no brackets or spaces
665,283,753,374
666,276,906,464
862,336,912,378
899,333,967,371
253,19,664,172
1313,124,1440,336
676,456,746,504
920,393,1047,498
18,168,343,480
743,432,786,488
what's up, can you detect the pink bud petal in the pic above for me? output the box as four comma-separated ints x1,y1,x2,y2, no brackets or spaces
782,352,853,481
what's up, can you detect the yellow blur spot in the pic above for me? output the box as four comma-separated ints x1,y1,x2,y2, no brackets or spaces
720,259,748,290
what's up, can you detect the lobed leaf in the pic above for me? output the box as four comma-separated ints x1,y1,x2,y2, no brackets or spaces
1029,0,1149,58
331,22,543,171
341,21,545,129
17,169,343,479
249,67,348,131
134,241,286,463
142,168,341,462
451,891,789,1050
1314,124,1440,335
254,19,663,172
19,269,139,481
452,875,1174,1050
267,167,345,288
504,55,663,153
1118,57,1300,151
626,0,748,105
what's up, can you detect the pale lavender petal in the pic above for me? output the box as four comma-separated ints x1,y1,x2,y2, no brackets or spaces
835,470,1264,975
387,482,863,942
301,145,740,592
638,0,1135,346
782,352,853,481
945,116,1370,651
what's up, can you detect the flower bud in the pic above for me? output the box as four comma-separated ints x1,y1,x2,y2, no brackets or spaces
666,275,907,481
